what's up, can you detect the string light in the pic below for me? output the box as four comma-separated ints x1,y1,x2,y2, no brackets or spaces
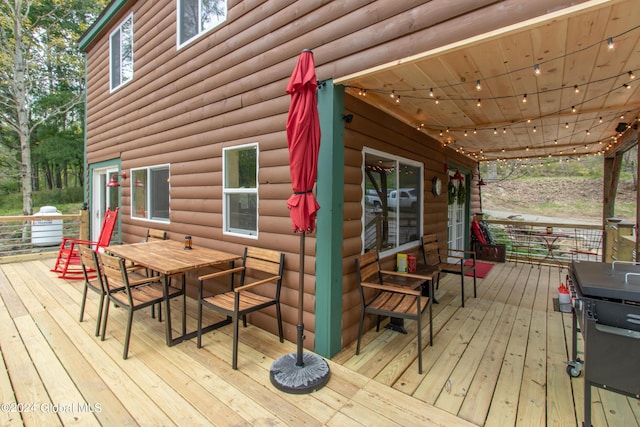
347,25,640,161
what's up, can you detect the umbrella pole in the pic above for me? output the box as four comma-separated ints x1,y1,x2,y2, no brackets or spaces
296,232,305,366
269,229,330,394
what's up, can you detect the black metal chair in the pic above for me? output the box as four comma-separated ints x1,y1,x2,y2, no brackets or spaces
99,252,185,359
355,250,433,374
421,234,476,307
78,244,110,337
197,247,285,370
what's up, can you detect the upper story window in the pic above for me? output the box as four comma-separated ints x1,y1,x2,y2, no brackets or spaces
223,143,258,238
178,0,227,48
131,165,170,222
110,14,134,92
362,148,423,255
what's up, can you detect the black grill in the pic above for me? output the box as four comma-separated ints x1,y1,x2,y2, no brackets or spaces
568,261,640,427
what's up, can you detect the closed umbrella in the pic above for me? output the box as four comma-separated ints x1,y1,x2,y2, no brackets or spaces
270,49,330,394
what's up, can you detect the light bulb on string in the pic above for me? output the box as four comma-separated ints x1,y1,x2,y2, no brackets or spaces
574,85,580,93
629,71,636,80
607,37,614,49
534,64,541,75
476,80,481,91
522,94,527,103
429,88,434,97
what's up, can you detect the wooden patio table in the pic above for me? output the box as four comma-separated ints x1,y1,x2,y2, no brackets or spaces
105,239,241,347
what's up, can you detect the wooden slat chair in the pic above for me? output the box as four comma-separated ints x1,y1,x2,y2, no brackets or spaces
197,247,285,370
146,228,168,320
355,250,433,374
51,207,119,280
146,228,167,242
420,234,476,307
98,252,185,359
78,245,112,337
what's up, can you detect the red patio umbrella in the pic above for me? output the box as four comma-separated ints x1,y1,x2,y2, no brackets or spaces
286,51,321,233
270,49,330,394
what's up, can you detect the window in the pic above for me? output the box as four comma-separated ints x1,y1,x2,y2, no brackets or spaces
223,144,258,237
131,165,170,222
362,148,422,254
178,0,227,47
110,14,134,91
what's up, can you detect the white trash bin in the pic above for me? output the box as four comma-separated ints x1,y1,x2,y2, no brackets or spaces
32,206,63,246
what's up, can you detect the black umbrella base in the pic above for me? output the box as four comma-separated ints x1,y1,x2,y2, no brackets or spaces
270,352,330,394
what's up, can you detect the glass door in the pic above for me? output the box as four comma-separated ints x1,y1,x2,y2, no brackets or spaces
447,171,467,256
91,167,120,242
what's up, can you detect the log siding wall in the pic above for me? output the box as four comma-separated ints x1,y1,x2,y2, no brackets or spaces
82,0,584,351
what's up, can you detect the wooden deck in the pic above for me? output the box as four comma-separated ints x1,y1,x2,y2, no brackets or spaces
0,257,637,426
335,260,640,427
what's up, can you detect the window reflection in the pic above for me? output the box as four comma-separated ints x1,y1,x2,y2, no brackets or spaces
363,151,422,253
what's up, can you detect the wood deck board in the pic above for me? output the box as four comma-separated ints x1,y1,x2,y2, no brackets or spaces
1,258,639,426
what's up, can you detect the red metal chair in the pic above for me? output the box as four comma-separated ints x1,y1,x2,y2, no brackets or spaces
51,207,119,280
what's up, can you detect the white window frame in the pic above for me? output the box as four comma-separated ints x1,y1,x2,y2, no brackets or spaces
109,13,134,92
362,147,423,257
130,164,170,223
222,143,258,239
177,0,228,49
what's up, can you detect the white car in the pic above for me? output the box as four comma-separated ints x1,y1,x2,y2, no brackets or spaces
365,189,382,210
387,188,417,210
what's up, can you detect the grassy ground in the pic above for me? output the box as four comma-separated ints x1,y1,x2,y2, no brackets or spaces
0,188,84,216
482,177,636,222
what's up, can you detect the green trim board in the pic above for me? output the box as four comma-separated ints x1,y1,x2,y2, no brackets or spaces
314,81,344,358
78,0,128,51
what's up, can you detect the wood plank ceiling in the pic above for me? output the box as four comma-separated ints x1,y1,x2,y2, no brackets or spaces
335,0,640,162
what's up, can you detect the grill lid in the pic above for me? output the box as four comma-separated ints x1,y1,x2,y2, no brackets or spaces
572,261,640,302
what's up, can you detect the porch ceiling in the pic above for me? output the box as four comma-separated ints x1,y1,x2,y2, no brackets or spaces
335,0,640,162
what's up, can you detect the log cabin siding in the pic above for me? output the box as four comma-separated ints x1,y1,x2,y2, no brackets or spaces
82,0,570,352
340,93,479,344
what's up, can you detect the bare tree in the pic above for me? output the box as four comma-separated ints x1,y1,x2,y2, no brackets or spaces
0,0,104,214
